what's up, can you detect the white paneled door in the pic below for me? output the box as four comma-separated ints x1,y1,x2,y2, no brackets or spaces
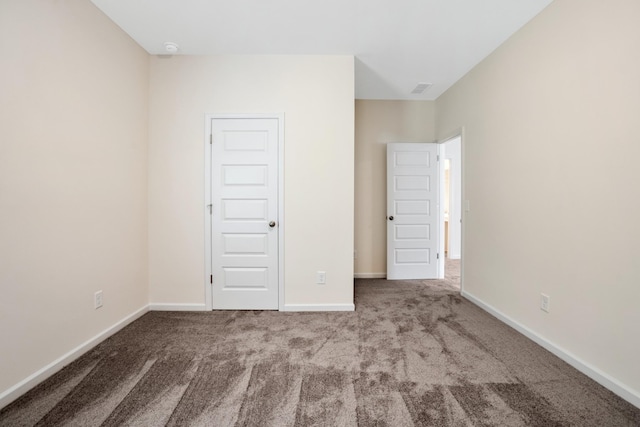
387,143,439,280
210,117,279,309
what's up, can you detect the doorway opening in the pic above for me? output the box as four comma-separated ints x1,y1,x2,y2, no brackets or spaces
440,135,462,289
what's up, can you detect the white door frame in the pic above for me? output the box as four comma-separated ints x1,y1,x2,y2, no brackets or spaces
437,142,445,279
438,129,465,292
204,113,285,310
443,137,462,260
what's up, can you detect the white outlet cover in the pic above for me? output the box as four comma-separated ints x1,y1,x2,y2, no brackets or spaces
540,293,550,313
95,291,103,309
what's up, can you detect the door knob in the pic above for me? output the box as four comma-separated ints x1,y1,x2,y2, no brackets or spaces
269,221,276,228
388,216,394,221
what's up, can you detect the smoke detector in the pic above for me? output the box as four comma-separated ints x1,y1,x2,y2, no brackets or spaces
163,42,179,54
411,82,432,94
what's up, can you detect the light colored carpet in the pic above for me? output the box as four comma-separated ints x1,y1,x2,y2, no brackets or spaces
444,258,460,289
1,276,638,426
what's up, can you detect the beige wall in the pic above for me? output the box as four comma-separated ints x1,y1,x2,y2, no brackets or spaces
148,55,354,307
437,0,640,400
0,0,149,397
354,101,436,276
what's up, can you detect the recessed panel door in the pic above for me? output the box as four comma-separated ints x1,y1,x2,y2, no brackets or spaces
211,118,279,309
387,143,439,280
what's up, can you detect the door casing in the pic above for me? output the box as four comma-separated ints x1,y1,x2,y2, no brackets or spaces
204,113,285,310
438,129,465,293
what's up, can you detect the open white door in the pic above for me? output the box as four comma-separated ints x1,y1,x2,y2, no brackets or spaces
387,142,439,280
210,117,280,309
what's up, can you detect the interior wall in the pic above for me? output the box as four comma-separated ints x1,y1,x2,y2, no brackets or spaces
436,0,640,403
354,100,436,276
0,0,149,399
148,55,354,307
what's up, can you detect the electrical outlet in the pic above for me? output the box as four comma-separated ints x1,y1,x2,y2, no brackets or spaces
95,290,103,309
540,293,550,313
316,271,326,284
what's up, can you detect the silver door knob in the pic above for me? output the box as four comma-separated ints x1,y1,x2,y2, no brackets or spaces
269,221,276,228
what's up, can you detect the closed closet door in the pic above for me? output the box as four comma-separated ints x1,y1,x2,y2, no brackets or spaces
210,117,279,309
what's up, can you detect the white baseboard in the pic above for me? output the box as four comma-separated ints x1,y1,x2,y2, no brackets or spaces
148,303,207,311
282,303,355,312
354,273,386,279
150,303,354,312
0,305,149,410
462,290,640,409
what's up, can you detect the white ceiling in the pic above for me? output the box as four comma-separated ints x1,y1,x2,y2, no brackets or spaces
90,0,553,100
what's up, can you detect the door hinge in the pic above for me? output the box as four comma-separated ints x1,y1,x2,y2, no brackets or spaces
207,204,212,214
210,274,213,284
210,134,213,144
437,253,440,259
437,154,440,162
